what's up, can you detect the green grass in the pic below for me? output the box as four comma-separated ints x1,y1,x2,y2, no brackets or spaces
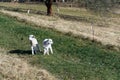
0,2,46,11
0,13,120,80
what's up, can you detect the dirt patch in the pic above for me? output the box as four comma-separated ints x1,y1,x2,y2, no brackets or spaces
112,8,120,14
0,10,120,48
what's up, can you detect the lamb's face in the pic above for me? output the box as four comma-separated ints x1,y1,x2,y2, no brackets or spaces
48,39,53,44
29,35,34,40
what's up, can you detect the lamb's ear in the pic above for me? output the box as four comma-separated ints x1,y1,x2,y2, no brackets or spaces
43,39,48,42
49,39,52,41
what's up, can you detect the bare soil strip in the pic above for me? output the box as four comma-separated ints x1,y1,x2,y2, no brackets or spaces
0,10,120,48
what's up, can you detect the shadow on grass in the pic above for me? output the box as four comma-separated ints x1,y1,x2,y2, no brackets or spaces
9,49,32,55
9,49,43,55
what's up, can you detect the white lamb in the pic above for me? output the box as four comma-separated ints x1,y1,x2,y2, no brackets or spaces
29,35,41,55
43,39,53,55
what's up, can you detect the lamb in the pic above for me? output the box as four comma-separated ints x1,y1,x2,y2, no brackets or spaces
43,39,53,55
29,35,41,55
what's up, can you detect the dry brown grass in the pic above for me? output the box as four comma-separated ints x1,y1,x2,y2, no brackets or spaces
0,48,57,80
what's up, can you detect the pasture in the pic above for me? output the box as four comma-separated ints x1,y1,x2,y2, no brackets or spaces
0,12,120,80
1,2,119,24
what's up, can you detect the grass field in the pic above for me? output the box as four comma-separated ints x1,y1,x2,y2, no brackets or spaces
0,2,81,16
0,2,100,18
0,13,120,80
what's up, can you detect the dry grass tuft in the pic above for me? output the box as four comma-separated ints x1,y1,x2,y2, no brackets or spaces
0,49,57,80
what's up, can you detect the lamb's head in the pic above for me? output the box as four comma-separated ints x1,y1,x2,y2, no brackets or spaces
43,39,53,47
48,39,53,44
29,35,35,40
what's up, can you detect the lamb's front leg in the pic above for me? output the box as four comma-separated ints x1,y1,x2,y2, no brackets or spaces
44,47,49,55
46,47,49,55
49,45,53,54
31,46,34,55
